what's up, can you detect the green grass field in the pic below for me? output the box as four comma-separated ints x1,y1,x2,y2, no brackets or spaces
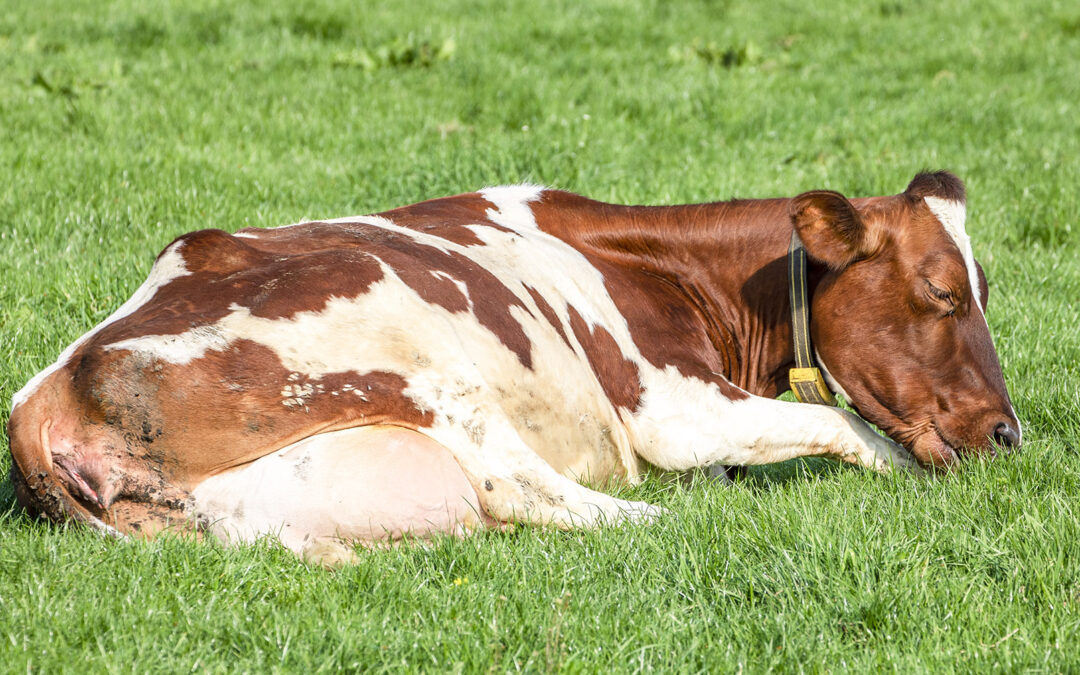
2,0,1079,671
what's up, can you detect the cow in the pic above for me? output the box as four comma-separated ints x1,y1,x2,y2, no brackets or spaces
6,171,1021,564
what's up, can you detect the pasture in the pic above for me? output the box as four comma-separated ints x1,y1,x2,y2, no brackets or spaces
1,0,1078,670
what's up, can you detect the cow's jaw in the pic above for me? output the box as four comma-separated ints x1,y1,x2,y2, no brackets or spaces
812,346,961,467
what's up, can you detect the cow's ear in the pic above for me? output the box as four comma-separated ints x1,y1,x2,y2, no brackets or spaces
975,260,989,310
789,190,871,270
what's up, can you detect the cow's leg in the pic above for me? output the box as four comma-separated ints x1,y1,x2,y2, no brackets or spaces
475,468,664,529
426,415,664,529
730,399,920,471
640,394,920,473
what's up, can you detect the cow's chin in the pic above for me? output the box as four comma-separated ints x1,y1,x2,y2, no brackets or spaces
908,429,960,469
840,391,961,470
842,387,965,470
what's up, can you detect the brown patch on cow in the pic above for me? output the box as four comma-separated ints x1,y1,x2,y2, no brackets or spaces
92,213,533,364
391,265,471,314
566,306,643,411
89,231,388,349
905,170,966,204
530,190,751,400
380,192,516,246
239,249,386,321
524,284,571,349
177,229,267,276
151,341,435,481
350,227,534,367
57,335,435,495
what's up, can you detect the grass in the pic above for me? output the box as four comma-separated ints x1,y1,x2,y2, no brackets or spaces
1,0,1078,670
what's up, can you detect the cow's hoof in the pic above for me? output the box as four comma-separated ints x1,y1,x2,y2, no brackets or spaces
616,499,667,524
543,499,666,529
302,538,359,568
870,443,924,475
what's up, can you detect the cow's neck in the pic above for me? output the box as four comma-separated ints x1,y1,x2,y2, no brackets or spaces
538,194,825,398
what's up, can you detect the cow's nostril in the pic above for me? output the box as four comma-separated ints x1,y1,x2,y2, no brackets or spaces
993,422,1021,450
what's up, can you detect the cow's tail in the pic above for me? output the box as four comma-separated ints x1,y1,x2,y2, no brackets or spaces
6,377,123,537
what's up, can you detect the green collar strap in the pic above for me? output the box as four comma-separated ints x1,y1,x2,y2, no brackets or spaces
787,231,838,406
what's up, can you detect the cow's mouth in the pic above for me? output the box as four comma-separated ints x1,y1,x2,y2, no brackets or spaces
908,428,959,468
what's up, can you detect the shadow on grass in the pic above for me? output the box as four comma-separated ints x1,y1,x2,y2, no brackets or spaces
740,457,846,488
0,469,32,527
654,457,853,498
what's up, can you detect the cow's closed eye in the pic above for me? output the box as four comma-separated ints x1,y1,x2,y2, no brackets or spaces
924,280,956,316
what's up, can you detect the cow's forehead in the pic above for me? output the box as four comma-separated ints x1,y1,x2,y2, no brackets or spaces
923,196,982,310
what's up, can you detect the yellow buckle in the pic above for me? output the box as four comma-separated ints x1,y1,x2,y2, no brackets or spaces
788,367,837,406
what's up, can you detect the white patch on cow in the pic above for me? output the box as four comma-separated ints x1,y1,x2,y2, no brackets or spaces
191,425,489,552
319,214,396,228
10,241,191,414
479,185,545,231
233,232,260,239
104,324,230,365
281,382,320,410
924,197,982,311
630,365,916,472
464,219,628,334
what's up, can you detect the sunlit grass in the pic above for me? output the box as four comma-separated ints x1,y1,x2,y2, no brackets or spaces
1,0,1078,670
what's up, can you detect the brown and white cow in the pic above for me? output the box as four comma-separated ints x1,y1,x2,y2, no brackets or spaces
7,171,1020,562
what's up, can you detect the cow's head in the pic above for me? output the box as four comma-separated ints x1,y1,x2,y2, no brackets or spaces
791,171,1020,467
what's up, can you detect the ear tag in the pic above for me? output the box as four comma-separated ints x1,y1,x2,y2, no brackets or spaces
789,367,838,406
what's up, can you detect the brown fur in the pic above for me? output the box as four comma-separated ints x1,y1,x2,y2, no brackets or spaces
567,306,643,412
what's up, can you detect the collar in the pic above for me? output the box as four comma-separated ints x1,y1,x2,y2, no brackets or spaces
787,231,838,406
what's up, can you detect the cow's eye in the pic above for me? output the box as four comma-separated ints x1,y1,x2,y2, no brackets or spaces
926,281,951,300
925,280,956,315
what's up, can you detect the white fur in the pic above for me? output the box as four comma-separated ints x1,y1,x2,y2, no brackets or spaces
10,241,190,414
479,185,545,231
629,364,913,472
192,425,488,553
105,323,230,365
924,197,982,310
